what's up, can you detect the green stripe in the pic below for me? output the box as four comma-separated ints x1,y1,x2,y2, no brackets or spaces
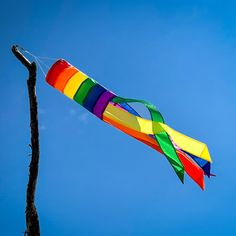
112,96,184,182
74,78,97,105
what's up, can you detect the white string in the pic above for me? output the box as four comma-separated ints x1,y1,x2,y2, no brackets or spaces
25,51,48,77
17,46,60,77
36,56,58,61
35,57,50,69
35,57,46,77
21,47,59,61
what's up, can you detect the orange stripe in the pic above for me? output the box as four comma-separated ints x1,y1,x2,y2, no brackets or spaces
54,67,78,92
103,115,161,150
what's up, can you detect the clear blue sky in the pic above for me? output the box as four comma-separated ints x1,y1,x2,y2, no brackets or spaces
1,0,235,235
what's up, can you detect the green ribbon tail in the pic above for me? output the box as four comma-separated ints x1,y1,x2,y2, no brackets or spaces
112,96,185,182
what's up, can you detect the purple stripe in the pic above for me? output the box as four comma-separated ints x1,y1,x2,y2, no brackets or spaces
93,91,116,119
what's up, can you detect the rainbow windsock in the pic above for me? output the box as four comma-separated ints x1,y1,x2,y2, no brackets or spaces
46,59,212,189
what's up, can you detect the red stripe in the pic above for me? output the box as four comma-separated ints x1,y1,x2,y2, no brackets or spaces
46,59,71,86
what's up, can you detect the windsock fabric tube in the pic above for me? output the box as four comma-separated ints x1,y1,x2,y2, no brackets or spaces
46,59,212,189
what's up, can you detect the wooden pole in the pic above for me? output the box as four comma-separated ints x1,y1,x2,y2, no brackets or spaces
12,45,40,236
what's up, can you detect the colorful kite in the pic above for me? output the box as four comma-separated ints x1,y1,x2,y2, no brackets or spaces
46,59,212,189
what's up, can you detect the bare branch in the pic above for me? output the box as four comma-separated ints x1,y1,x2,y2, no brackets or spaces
12,45,40,236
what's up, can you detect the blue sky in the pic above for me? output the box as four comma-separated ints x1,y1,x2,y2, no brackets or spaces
1,0,236,235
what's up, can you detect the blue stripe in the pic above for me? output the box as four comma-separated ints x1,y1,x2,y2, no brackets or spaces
83,84,107,112
119,103,141,117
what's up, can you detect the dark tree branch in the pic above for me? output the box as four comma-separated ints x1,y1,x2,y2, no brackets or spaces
12,45,40,236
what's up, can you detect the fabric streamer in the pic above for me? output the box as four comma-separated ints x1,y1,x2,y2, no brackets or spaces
46,59,213,190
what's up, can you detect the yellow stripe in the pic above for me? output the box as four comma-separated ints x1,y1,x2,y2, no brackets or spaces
104,104,211,162
159,123,211,162
63,71,88,99
104,103,163,134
